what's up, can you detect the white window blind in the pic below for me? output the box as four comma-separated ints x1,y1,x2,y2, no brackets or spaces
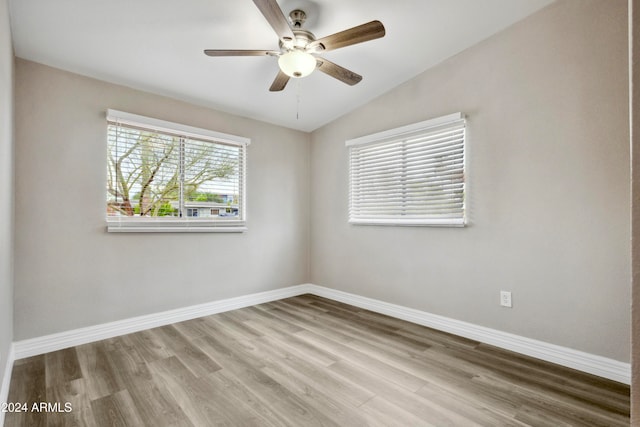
347,112,466,227
106,110,249,232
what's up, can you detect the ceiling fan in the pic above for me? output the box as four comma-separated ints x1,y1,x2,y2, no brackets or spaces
204,0,386,92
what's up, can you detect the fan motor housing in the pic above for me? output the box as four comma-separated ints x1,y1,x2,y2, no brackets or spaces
280,29,316,50
278,10,318,51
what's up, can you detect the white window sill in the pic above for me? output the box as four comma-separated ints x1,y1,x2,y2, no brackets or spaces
106,219,247,233
349,218,466,227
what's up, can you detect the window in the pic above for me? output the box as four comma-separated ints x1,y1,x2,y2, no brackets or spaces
346,112,466,227
106,110,249,232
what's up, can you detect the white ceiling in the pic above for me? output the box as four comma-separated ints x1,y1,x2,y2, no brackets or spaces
8,0,553,132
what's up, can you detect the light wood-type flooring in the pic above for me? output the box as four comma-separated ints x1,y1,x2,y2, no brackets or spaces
4,294,630,426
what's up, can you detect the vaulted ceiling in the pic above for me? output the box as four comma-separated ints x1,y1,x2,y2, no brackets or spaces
8,0,553,131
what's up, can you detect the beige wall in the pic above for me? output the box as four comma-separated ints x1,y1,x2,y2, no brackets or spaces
310,0,630,362
13,59,310,340
631,0,639,420
0,0,14,389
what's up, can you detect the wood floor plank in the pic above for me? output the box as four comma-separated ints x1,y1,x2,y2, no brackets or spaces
210,312,264,340
170,318,211,340
278,298,408,350
472,343,630,412
416,381,530,426
451,343,631,420
148,325,222,377
472,372,629,427
119,329,173,364
44,348,82,389
266,301,432,354
5,295,631,426
243,319,340,367
240,305,306,335
46,378,98,427
260,363,370,427
194,334,341,426
147,356,237,426
358,396,437,427
512,403,580,427
422,342,624,425
75,342,124,401
204,370,289,427
105,346,193,427
267,300,357,344
5,356,47,427
253,338,371,426
295,329,428,392
409,348,526,418
90,390,145,427
342,334,475,386
329,359,483,426
250,334,375,408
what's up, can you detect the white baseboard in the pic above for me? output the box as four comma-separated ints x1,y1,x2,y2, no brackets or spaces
13,284,314,360
305,285,631,385
0,343,16,426
12,283,630,385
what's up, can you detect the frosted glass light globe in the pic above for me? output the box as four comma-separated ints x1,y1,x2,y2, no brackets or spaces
278,51,316,78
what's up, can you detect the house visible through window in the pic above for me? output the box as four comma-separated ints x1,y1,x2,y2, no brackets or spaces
106,110,249,232
346,112,466,227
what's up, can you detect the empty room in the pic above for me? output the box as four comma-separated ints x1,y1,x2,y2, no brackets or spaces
0,0,638,425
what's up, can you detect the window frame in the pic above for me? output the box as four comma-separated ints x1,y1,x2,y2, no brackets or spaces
106,109,250,233
346,112,466,227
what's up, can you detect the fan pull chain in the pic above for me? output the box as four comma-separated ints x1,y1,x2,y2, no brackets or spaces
296,79,301,120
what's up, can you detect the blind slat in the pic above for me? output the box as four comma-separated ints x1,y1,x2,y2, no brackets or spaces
352,173,464,188
351,149,464,174
351,138,464,165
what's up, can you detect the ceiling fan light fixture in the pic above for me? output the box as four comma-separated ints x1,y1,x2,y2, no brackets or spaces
204,1,386,91
278,50,316,78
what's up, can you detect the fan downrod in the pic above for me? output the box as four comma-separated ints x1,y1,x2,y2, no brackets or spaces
288,9,307,28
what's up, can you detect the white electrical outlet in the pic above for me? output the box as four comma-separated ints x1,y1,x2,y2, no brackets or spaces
500,291,512,308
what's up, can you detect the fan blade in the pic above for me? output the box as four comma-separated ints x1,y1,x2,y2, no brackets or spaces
269,70,290,92
316,58,363,86
309,20,385,52
252,0,296,42
204,49,279,57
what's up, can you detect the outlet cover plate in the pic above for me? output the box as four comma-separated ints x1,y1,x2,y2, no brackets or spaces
500,291,512,308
